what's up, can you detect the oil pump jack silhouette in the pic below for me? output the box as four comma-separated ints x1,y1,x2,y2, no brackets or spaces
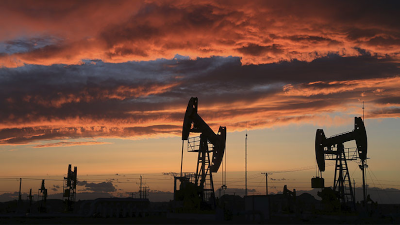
312,117,368,210
174,97,226,210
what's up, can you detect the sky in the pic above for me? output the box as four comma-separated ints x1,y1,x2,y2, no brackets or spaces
0,0,399,203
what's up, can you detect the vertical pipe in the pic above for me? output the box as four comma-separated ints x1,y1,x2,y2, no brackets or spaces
29,188,32,207
180,140,184,178
353,179,356,203
224,142,227,196
265,173,268,196
221,152,223,187
139,175,142,199
362,160,366,206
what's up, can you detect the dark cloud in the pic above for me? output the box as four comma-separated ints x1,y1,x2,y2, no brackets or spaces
286,35,342,46
369,107,400,118
51,184,60,192
236,44,284,56
374,97,400,105
178,55,399,91
0,54,399,144
0,192,19,202
77,180,116,193
366,36,400,47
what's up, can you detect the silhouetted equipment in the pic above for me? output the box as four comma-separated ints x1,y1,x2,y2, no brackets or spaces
283,185,296,213
39,179,47,213
175,97,227,209
283,185,296,198
312,117,368,209
64,164,77,211
317,187,341,212
311,177,324,188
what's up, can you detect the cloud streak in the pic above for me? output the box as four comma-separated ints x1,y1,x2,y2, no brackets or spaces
33,141,112,148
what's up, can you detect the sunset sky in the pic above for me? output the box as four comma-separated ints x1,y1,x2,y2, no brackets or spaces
0,0,399,203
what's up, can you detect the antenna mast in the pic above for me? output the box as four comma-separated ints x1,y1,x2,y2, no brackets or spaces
245,130,248,196
361,101,367,206
362,101,365,121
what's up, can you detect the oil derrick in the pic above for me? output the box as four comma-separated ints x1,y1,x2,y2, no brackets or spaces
38,179,47,213
312,117,368,210
175,97,226,210
64,164,77,211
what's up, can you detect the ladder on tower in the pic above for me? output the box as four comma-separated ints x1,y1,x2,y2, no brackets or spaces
194,134,216,207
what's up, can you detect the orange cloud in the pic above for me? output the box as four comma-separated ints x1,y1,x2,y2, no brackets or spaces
1,1,399,67
33,141,112,148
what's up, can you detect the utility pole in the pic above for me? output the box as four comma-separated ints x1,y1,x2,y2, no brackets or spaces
245,130,248,196
261,173,268,196
28,188,33,210
139,175,143,199
18,178,22,201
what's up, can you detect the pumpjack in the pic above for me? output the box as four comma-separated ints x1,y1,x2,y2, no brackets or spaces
312,117,368,210
174,97,226,210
